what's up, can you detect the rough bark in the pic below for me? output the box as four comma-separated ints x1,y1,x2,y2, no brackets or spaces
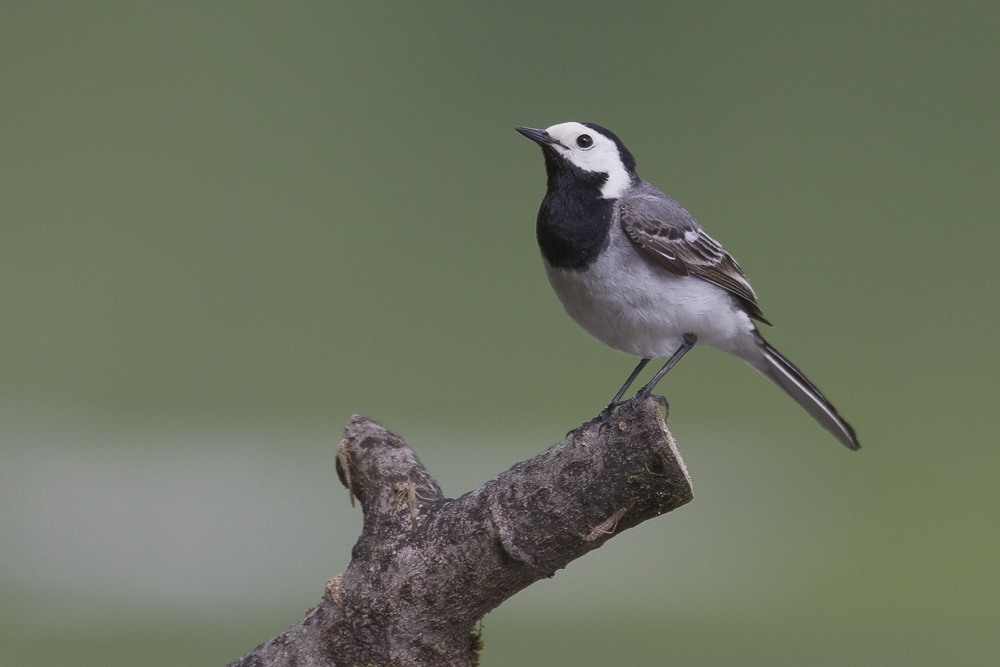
228,396,693,667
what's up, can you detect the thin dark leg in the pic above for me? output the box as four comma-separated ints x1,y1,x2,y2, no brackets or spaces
634,334,698,399
606,358,650,410
567,357,652,438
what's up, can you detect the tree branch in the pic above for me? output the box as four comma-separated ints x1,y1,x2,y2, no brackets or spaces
228,396,693,667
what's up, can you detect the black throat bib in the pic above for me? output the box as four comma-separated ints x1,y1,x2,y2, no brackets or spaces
535,151,615,271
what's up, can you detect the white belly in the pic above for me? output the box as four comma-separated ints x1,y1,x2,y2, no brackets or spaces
544,236,756,360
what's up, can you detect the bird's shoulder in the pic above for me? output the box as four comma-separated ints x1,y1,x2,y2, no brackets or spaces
617,182,700,237
617,182,771,325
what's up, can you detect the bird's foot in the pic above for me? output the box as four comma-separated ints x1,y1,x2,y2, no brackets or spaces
649,393,669,417
600,399,624,418
566,394,669,440
629,391,670,418
566,401,622,439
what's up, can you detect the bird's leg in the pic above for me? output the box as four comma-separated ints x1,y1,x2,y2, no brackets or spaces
633,333,698,401
568,338,694,440
603,358,650,415
567,358,651,439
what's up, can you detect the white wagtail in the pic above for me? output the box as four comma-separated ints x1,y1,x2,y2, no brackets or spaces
516,122,859,450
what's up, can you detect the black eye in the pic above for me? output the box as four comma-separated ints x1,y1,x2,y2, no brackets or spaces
576,134,593,148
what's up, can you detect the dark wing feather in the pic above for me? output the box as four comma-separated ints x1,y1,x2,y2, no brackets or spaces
619,189,772,325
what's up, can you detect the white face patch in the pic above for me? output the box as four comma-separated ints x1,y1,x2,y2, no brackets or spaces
544,122,632,199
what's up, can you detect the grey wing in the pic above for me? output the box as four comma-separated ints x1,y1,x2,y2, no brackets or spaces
619,190,772,325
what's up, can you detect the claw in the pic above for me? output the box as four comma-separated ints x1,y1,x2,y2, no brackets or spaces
567,403,618,439
650,393,670,418
630,391,670,417
567,392,669,441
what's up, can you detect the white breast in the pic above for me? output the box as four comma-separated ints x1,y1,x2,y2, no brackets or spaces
544,226,756,360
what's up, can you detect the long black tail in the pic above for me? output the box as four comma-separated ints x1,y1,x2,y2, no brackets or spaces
747,332,860,450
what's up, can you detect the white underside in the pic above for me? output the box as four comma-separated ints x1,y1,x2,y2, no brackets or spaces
544,227,758,361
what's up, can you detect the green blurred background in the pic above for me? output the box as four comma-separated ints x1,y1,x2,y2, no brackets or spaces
2,2,998,665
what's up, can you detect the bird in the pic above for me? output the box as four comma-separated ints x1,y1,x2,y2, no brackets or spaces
516,121,859,450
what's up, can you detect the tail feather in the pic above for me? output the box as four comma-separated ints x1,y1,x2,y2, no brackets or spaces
748,333,860,450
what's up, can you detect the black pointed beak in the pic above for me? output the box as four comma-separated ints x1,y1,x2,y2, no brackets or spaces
515,126,558,146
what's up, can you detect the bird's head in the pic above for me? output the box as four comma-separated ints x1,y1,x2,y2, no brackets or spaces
516,121,637,199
